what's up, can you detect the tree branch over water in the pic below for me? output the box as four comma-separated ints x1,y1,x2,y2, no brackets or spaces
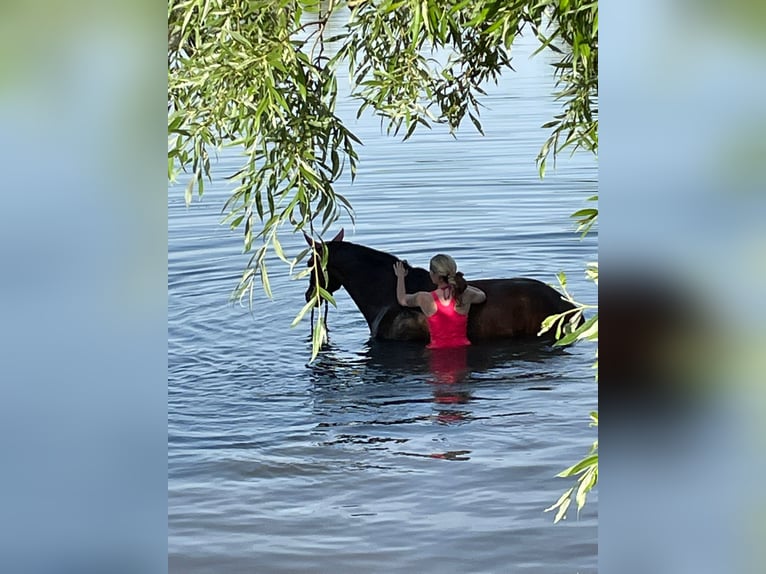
168,0,597,318
168,0,598,521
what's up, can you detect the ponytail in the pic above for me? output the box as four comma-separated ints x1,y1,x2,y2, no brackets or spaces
447,271,468,306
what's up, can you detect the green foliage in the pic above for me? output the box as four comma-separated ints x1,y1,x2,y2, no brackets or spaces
532,0,598,177
540,251,598,522
335,0,523,139
539,263,598,351
169,0,598,525
168,0,359,328
571,194,598,238
545,411,598,523
168,1,598,361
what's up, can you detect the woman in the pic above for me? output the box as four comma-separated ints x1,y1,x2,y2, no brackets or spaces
393,254,486,349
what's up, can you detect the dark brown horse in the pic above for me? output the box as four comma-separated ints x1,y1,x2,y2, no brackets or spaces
304,230,580,343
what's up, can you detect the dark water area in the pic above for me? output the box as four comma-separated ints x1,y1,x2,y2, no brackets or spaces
169,28,597,574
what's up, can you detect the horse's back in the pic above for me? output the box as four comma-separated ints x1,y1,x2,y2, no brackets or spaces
466,278,575,340
372,275,576,343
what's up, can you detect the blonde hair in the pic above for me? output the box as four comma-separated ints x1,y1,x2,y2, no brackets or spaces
429,254,467,304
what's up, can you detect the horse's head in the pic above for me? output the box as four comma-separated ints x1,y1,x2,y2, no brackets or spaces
303,228,345,303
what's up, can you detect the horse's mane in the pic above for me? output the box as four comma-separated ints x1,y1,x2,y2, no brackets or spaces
329,241,433,292
329,240,397,266
329,241,430,275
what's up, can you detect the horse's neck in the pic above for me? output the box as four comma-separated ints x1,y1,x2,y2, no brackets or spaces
341,268,395,326
331,246,396,327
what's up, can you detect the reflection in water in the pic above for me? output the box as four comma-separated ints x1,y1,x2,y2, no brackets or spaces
427,346,472,423
363,338,569,380
428,346,469,384
308,338,568,396
307,338,570,455
362,338,566,372
394,449,472,461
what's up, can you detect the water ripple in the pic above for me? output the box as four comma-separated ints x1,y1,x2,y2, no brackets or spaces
169,30,597,574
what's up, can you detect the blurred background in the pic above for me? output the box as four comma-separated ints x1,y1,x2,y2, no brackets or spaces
600,1,766,573
0,0,764,572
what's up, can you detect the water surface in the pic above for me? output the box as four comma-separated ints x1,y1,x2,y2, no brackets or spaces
169,29,598,574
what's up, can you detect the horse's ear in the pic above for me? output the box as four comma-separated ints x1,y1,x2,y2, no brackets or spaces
304,229,341,246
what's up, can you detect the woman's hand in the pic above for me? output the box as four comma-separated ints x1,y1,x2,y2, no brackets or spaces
393,261,408,278
394,260,419,308
466,285,487,304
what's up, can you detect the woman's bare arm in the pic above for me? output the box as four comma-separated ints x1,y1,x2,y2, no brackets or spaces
393,261,420,307
465,285,487,305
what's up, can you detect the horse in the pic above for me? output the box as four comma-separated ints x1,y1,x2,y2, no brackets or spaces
304,229,581,344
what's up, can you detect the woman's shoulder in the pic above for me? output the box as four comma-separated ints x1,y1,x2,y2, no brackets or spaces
416,290,437,302
414,291,438,309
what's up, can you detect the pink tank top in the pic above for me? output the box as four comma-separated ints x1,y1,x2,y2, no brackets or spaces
426,290,471,349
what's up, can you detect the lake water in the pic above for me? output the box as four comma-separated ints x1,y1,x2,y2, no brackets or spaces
168,26,598,574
